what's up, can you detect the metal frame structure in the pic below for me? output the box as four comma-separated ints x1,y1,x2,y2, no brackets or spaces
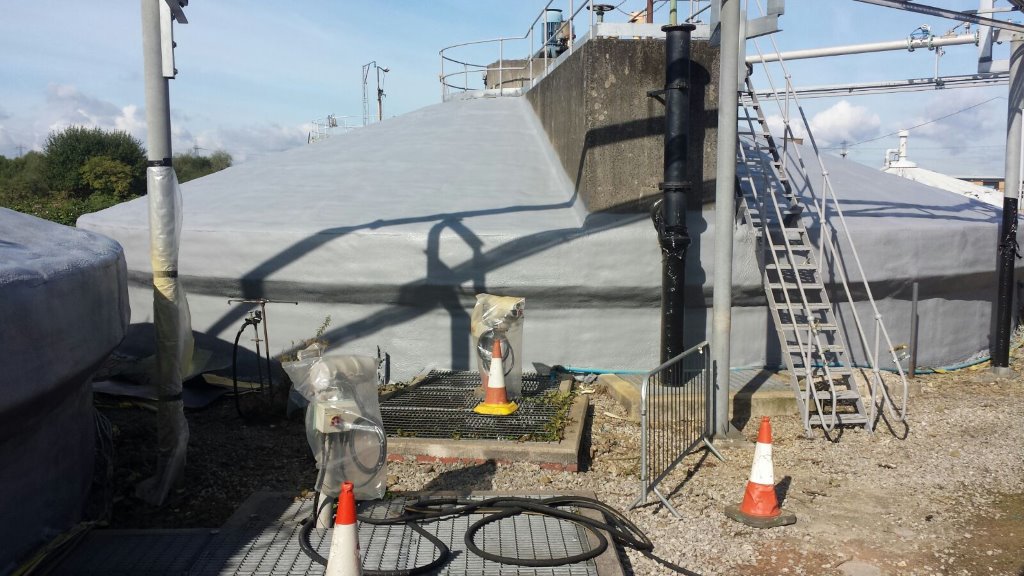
632,341,722,518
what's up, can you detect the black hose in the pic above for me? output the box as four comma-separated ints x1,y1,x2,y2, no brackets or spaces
231,318,256,420
298,493,652,572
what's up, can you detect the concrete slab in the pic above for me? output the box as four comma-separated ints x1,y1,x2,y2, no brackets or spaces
597,370,797,425
386,393,589,471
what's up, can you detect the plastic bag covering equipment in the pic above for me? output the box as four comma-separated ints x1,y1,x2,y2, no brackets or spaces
471,293,525,399
136,166,194,505
283,355,387,500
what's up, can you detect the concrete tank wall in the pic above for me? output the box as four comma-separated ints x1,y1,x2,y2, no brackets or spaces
526,37,719,212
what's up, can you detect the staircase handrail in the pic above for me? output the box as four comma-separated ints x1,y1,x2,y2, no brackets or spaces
747,0,908,424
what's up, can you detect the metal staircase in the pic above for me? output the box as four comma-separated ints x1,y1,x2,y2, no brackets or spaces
736,5,910,437
737,80,870,435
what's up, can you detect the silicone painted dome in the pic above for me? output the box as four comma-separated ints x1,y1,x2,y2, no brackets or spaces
0,208,128,571
77,94,1022,381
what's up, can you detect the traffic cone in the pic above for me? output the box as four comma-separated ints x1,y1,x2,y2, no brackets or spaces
325,481,362,576
473,339,518,416
724,417,796,528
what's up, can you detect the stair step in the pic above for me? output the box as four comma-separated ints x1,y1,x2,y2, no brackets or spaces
794,365,853,377
809,413,869,426
768,281,824,290
774,302,832,311
767,262,818,271
786,344,847,355
812,389,862,401
779,321,838,331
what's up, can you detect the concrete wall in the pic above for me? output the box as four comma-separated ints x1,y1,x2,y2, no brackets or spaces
526,37,719,212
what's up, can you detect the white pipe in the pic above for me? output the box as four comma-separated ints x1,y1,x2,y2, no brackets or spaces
747,33,978,64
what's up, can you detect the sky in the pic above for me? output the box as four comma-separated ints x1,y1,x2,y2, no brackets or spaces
0,0,1015,175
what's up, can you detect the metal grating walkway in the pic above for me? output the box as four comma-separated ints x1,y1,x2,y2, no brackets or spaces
380,371,565,440
54,494,612,575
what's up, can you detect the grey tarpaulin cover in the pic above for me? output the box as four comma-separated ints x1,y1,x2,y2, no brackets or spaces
135,166,194,505
0,208,129,571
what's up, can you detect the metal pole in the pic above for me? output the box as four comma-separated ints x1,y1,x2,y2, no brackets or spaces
993,36,1023,376
711,0,740,439
142,1,171,162
647,0,655,23
746,33,979,65
909,282,919,379
376,66,384,122
670,0,677,25
655,24,696,367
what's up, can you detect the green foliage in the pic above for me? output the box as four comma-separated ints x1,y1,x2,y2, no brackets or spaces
80,156,135,199
0,151,48,199
43,126,146,197
173,149,233,183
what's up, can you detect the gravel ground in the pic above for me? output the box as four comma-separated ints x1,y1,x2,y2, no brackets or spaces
102,361,1024,575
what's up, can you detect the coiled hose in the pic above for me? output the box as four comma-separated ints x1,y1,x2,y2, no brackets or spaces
298,492,652,573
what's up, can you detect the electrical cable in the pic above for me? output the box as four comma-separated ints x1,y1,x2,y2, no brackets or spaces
298,493,652,573
835,96,1003,149
231,316,259,421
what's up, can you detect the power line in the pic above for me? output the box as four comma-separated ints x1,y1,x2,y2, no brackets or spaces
836,96,1004,149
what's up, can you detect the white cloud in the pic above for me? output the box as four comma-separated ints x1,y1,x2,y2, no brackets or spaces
185,123,307,163
0,84,307,161
43,83,142,140
807,100,880,148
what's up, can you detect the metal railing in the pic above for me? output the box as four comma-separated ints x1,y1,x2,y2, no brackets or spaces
439,1,594,100
747,0,909,428
632,341,722,518
438,1,714,100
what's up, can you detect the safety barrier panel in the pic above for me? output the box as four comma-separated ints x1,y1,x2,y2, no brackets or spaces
632,340,721,517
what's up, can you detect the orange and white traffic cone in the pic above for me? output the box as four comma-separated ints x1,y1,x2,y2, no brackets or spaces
473,339,518,416
325,481,362,576
724,416,796,528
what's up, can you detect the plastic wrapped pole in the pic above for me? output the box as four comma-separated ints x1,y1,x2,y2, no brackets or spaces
137,0,193,505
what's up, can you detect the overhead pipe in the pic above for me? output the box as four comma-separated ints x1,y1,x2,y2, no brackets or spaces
654,23,697,365
748,33,978,65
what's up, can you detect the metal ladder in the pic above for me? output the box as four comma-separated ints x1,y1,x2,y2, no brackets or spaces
736,80,869,436
736,0,909,438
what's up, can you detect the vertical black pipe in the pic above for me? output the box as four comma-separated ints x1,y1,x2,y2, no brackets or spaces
656,24,696,364
994,197,1019,369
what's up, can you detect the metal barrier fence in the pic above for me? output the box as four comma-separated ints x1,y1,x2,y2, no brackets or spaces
632,341,722,517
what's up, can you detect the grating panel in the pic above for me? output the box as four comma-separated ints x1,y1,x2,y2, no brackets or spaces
188,496,600,575
379,371,566,440
51,530,211,576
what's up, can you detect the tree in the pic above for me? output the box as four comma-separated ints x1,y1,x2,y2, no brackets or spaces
43,126,146,197
173,149,233,183
80,156,135,199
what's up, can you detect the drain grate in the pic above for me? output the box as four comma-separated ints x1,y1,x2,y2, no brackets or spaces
380,371,565,440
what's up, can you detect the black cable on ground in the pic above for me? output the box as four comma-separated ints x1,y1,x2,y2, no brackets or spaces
231,317,256,420
298,493,652,572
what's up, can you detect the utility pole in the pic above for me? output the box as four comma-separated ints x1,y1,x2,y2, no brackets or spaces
138,0,191,505
993,34,1024,376
376,64,389,122
362,61,389,125
15,144,25,157
711,0,741,440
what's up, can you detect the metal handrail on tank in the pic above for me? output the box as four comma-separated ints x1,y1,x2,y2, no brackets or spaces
438,1,595,100
748,0,909,427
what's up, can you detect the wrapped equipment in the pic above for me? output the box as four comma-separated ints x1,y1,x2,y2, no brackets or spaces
471,293,525,399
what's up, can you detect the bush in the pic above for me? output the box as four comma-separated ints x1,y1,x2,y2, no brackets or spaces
173,149,233,183
80,156,135,199
43,126,146,197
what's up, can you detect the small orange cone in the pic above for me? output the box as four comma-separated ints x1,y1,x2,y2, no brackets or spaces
325,481,362,576
473,339,518,416
724,417,796,528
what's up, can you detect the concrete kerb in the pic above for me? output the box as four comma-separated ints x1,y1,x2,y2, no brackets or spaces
385,392,589,472
595,373,797,425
